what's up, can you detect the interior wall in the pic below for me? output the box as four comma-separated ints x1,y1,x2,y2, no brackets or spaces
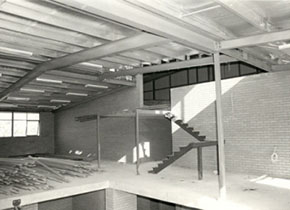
171,71,290,178
55,76,172,162
38,190,105,210
0,112,54,157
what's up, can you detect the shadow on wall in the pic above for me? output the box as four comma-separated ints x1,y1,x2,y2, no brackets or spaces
171,72,290,178
99,117,171,163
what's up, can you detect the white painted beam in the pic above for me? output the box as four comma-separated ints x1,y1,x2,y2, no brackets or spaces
213,52,226,200
121,0,274,72
101,55,236,79
213,0,271,32
0,33,167,101
47,0,216,52
222,50,272,72
219,29,290,50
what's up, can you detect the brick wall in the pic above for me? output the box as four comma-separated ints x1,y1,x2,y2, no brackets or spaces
0,112,55,157
171,71,290,178
55,77,172,163
106,189,137,210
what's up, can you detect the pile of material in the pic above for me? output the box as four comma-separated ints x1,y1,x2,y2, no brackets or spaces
0,156,98,195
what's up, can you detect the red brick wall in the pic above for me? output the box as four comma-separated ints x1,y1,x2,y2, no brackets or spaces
171,71,290,178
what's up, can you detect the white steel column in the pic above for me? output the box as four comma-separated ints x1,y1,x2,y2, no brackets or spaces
213,52,226,199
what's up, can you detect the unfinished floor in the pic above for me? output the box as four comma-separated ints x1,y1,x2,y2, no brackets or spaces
1,161,289,210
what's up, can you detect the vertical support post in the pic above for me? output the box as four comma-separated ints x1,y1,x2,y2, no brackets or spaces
135,109,140,175
214,52,226,199
197,147,203,180
97,115,101,169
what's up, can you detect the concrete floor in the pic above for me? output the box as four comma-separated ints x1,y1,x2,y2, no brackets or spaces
1,161,290,210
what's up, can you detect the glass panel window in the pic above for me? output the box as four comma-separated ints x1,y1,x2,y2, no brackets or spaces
0,121,12,137
0,112,40,138
0,112,12,120
14,120,27,137
27,113,40,120
14,112,27,120
27,121,40,136
0,112,12,137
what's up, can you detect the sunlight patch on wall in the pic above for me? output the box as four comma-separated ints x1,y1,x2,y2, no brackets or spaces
118,155,127,163
133,142,150,163
171,77,244,133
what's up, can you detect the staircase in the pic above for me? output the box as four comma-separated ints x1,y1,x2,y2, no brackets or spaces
148,141,216,174
164,112,206,142
148,112,217,175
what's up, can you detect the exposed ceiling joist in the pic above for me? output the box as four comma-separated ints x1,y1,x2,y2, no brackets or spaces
222,50,272,72
219,29,290,50
101,55,237,79
213,0,271,32
120,0,275,71
0,33,167,101
47,0,215,52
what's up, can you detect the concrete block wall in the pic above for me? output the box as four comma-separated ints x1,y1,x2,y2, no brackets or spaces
106,189,137,210
55,78,172,163
171,71,290,178
0,112,55,157
38,190,105,210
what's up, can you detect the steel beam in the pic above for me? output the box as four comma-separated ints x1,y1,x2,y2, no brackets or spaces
0,33,166,101
214,52,226,199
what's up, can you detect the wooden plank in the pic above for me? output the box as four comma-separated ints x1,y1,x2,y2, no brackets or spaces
213,52,226,199
0,33,167,101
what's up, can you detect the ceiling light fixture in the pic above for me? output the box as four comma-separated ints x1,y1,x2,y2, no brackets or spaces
81,62,103,68
0,103,18,108
7,97,30,101
278,43,290,50
66,92,88,97
37,105,57,109
0,46,33,56
20,88,45,93
36,77,63,84
85,84,108,89
50,99,71,103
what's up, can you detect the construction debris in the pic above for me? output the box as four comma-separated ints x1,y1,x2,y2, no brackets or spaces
0,156,98,195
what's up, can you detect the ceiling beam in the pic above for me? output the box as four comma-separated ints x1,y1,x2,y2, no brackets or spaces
222,50,272,72
218,29,290,50
100,55,236,78
213,0,271,32
1,1,135,41
0,33,167,101
121,0,274,72
47,0,215,52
